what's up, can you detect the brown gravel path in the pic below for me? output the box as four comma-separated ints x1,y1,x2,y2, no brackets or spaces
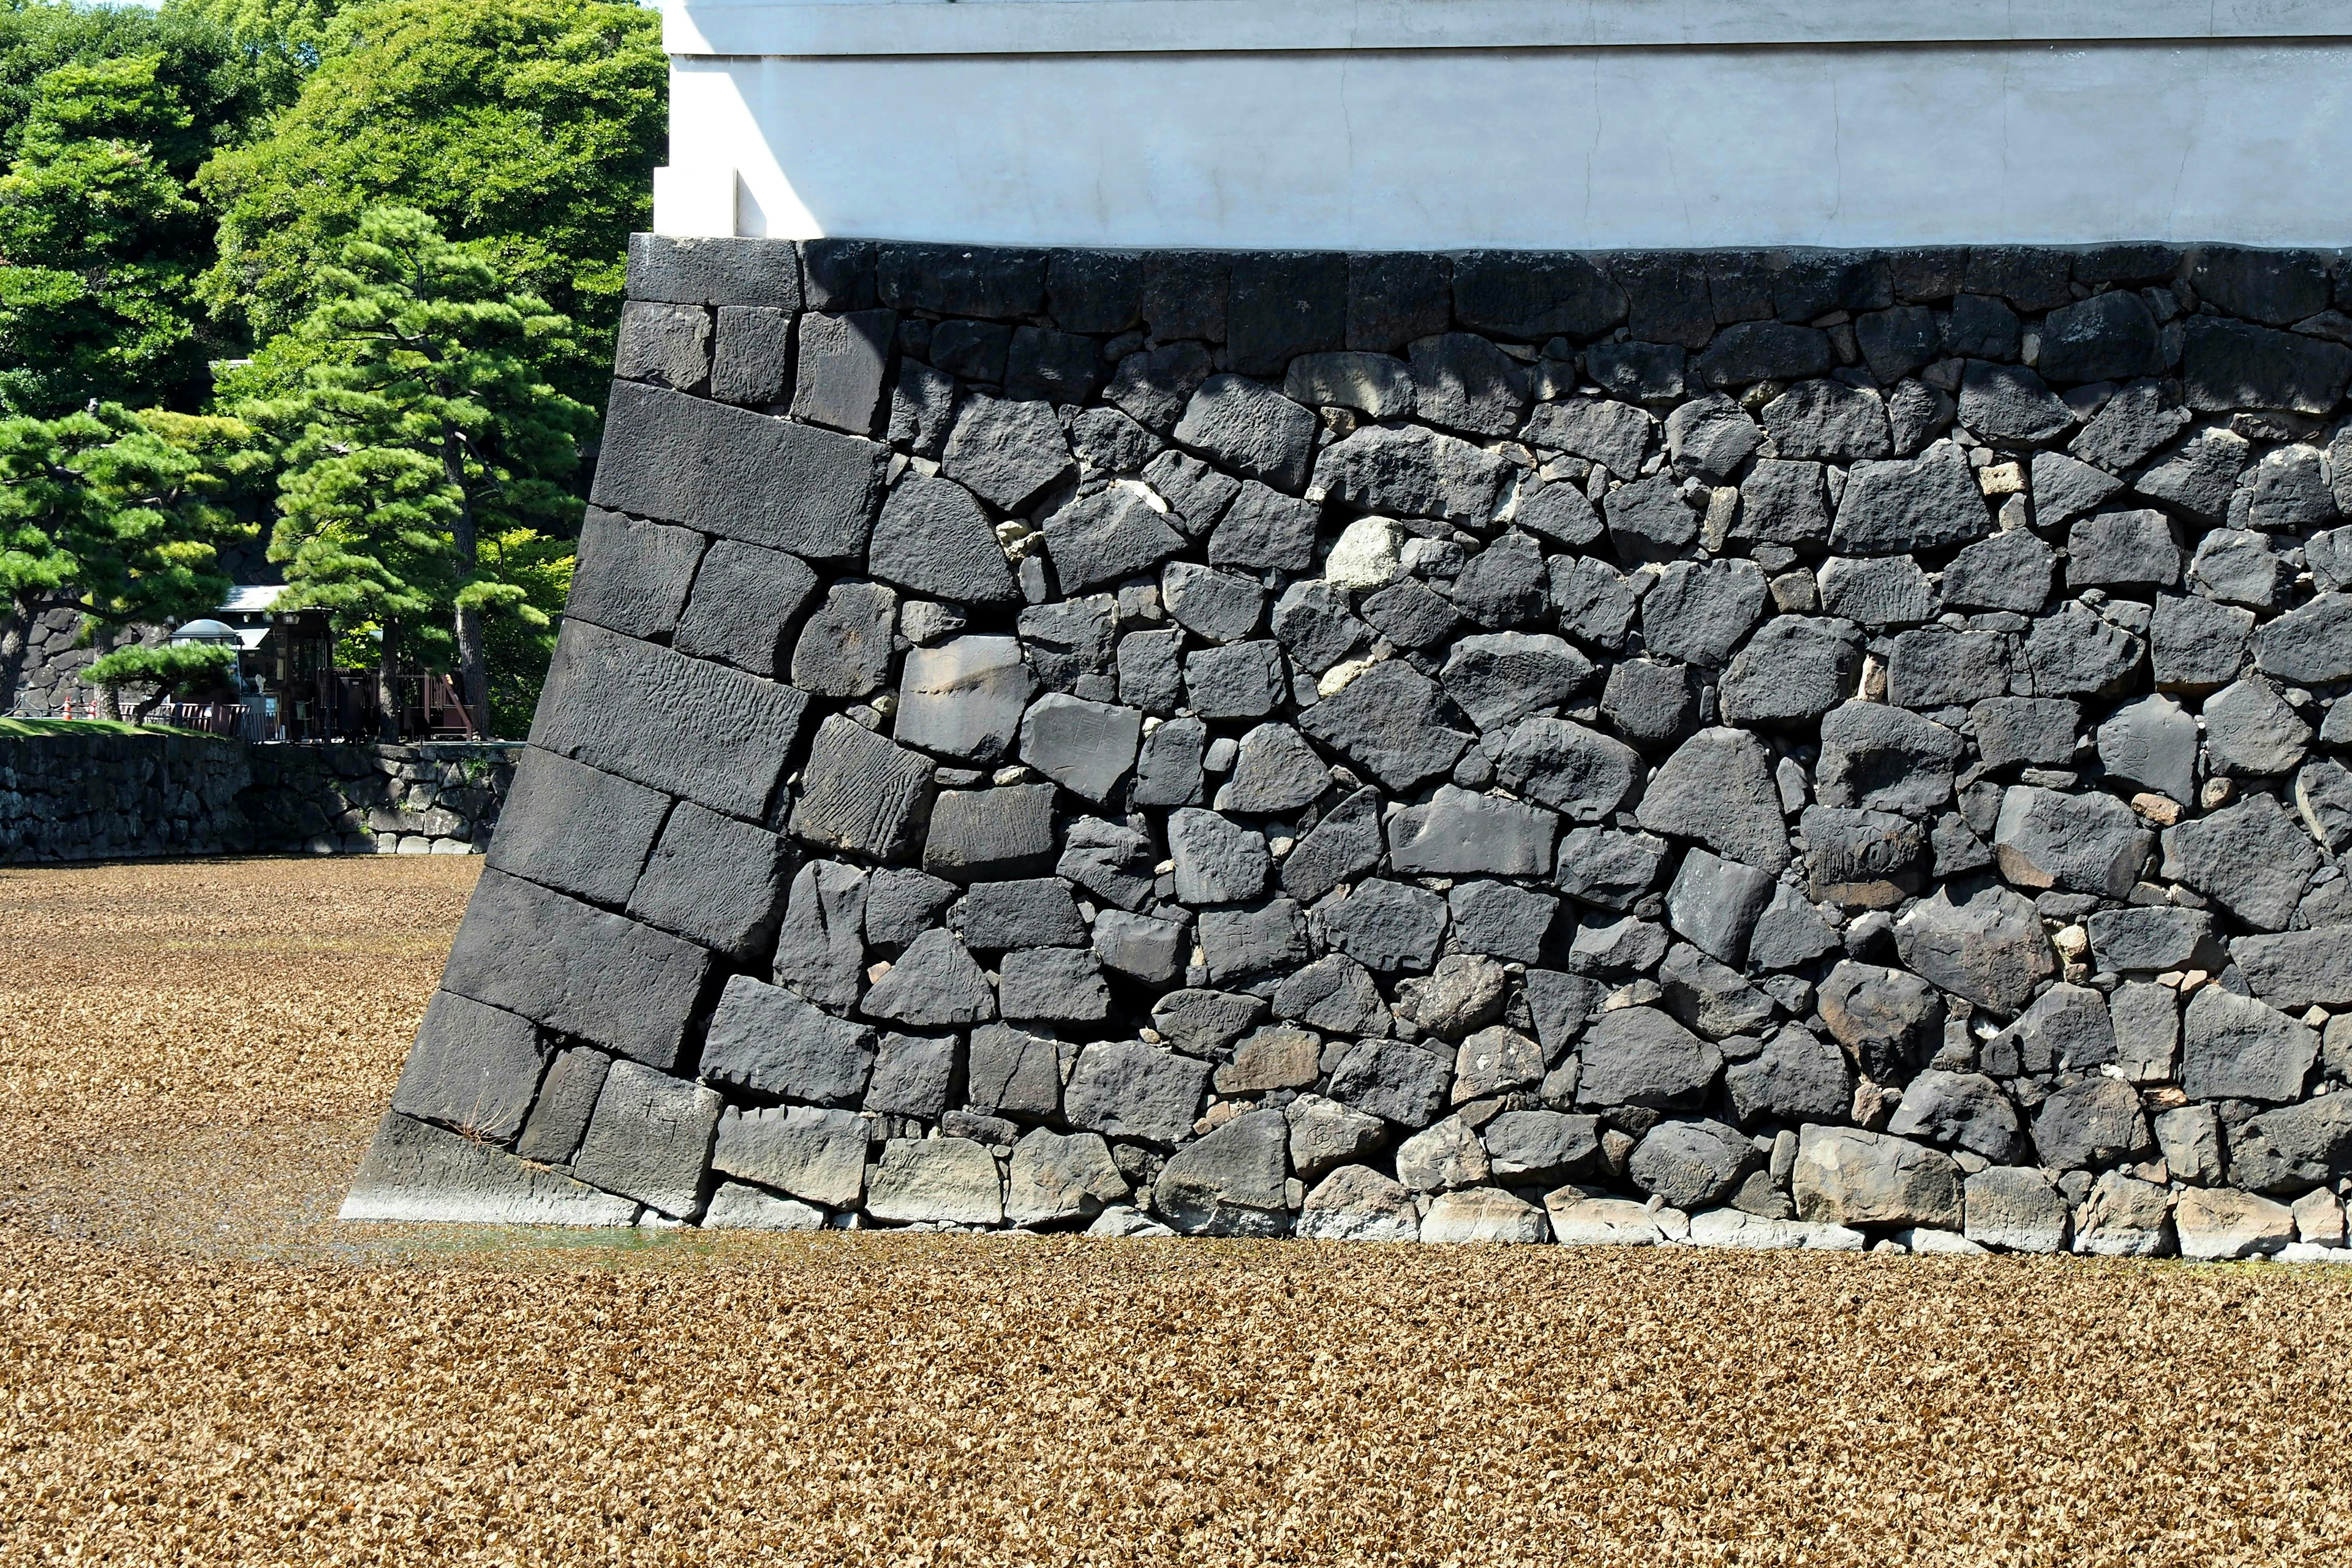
2,858,2350,1567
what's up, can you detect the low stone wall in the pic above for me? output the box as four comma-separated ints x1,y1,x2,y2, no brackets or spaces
350,236,2352,1264
0,734,518,862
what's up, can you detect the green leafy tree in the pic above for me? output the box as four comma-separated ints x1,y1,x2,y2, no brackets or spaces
0,2,277,417
200,0,663,405
252,205,589,739
0,402,256,715
83,636,236,721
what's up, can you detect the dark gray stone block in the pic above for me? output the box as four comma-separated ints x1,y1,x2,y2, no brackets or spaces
1497,716,1643,819
1132,715,1208,808
1208,480,1321,575
2183,316,2352,415
1720,617,1863,725
1452,250,1625,341
1446,531,1548,629
1327,1038,1452,1129
1298,659,1472,792
1314,878,1449,974
564,507,703,642
1830,442,1988,554
967,1022,1063,1119
1173,374,1316,492
1019,693,1142,804
1109,342,1216,433
1065,1041,1213,1145
513,1047,611,1165
790,715,935,861
1602,473,1701,562
1196,897,1312,984
867,476,1021,606
1763,379,1891,462
863,868,958,952
789,580,897,698
571,1058,723,1219
627,800,790,961
998,945,1112,1023
1311,423,1513,526
486,748,668,908
442,870,713,1071
712,305,794,405
1521,397,1653,477
1550,556,1639,650
1941,529,2052,614
862,929,997,1027
923,783,1058,881
1409,331,1530,437
391,990,545,1144
592,380,885,562
1043,484,1188,591
865,1031,960,1120
962,878,1086,952
1959,361,2073,443
944,394,1074,511
1387,786,1559,878
1348,251,1451,353
1441,632,1595,731
1640,558,1768,669
672,539,821,677
1221,723,1330,815
791,309,895,435
1183,639,1287,721
1362,575,1465,649
1637,728,1789,872
1006,325,1106,404
628,234,802,309
897,635,1037,764
772,861,868,1011
703,974,878,1107
614,301,710,393
1577,1006,1720,1112
876,243,1046,319
1227,251,1347,375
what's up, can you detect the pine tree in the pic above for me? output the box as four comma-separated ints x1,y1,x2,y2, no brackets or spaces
251,205,590,738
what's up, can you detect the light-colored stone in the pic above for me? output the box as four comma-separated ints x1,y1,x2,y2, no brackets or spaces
1683,1208,1866,1251
2174,1187,2296,1261
1420,1186,1550,1243
865,1137,1005,1227
702,1181,827,1231
1544,1187,1665,1246
1791,1125,1964,1229
1295,1164,1421,1242
1325,514,1406,590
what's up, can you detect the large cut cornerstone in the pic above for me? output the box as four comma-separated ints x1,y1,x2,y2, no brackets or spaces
347,237,2352,1257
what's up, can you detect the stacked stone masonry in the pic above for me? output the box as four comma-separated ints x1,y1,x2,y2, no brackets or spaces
347,236,2352,1261
0,734,516,861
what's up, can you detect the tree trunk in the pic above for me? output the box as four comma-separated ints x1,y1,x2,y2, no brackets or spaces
446,439,489,739
0,604,28,711
88,626,123,722
378,617,401,744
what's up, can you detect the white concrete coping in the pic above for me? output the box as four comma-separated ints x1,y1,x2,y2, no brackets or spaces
667,0,2352,58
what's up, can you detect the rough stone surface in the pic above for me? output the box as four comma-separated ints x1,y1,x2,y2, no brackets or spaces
363,241,2352,1248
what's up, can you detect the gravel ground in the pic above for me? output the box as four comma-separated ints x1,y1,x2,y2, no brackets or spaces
3,858,2351,1566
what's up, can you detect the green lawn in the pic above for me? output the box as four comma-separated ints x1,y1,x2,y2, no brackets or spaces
0,717,181,738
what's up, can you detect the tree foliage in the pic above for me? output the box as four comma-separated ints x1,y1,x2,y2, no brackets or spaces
200,0,663,402
0,4,274,416
251,205,589,736
0,401,257,711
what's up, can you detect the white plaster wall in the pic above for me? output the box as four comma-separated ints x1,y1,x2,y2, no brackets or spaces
657,2,2352,248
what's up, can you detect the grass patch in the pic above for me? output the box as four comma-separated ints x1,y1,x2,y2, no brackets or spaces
0,716,189,737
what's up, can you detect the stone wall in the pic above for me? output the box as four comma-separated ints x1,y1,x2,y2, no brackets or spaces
0,735,518,861
349,236,2352,1264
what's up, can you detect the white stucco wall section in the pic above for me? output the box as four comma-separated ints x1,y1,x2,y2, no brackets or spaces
656,1,2352,248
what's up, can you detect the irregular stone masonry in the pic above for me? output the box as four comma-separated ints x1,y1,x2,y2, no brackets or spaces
1,734,516,861
347,237,2352,1262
